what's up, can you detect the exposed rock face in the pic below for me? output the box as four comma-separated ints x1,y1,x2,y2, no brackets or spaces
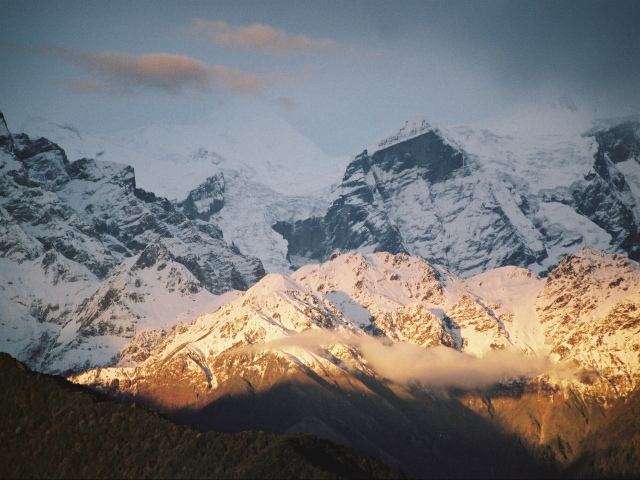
275,120,640,277
595,121,640,165
273,127,472,268
2,132,264,288
536,247,640,396
178,173,225,221
590,121,640,256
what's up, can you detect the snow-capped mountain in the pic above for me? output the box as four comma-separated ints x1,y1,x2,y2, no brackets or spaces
22,98,639,280
0,113,261,374
74,247,640,399
72,247,640,474
276,103,640,277
4,100,640,476
19,97,350,274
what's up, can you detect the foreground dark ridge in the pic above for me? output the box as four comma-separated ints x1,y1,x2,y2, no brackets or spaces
0,352,405,479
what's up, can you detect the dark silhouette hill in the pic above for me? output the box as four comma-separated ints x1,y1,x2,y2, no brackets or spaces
0,352,405,479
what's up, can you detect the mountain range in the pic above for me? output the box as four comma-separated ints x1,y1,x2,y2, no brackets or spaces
70,247,640,477
2,98,640,478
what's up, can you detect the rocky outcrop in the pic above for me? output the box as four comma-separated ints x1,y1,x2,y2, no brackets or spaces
595,121,640,165
178,173,225,221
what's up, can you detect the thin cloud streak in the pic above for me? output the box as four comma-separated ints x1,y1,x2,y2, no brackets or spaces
58,79,126,95
48,46,210,93
187,19,336,55
229,329,573,390
45,46,295,96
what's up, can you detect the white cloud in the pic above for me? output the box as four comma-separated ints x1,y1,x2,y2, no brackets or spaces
229,329,571,390
47,46,295,96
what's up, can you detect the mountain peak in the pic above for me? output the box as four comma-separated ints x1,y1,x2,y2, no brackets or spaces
373,116,438,152
245,272,303,298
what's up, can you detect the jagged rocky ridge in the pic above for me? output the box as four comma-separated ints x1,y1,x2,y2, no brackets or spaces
275,117,640,277
23,102,639,279
18,98,350,275
0,112,265,374
73,247,640,477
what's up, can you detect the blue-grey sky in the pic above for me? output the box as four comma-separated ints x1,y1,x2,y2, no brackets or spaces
1,0,639,155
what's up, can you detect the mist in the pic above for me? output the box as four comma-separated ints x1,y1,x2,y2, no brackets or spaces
229,329,573,390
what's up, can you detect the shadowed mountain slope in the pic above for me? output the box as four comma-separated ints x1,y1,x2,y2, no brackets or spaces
0,352,405,479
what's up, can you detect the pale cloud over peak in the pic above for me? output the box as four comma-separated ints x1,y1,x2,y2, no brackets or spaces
87,52,211,93
46,46,294,96
187,19,336,55
211,65,263,95
48,47,211,94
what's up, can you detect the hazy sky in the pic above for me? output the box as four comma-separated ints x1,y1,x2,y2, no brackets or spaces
2,0,639,155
